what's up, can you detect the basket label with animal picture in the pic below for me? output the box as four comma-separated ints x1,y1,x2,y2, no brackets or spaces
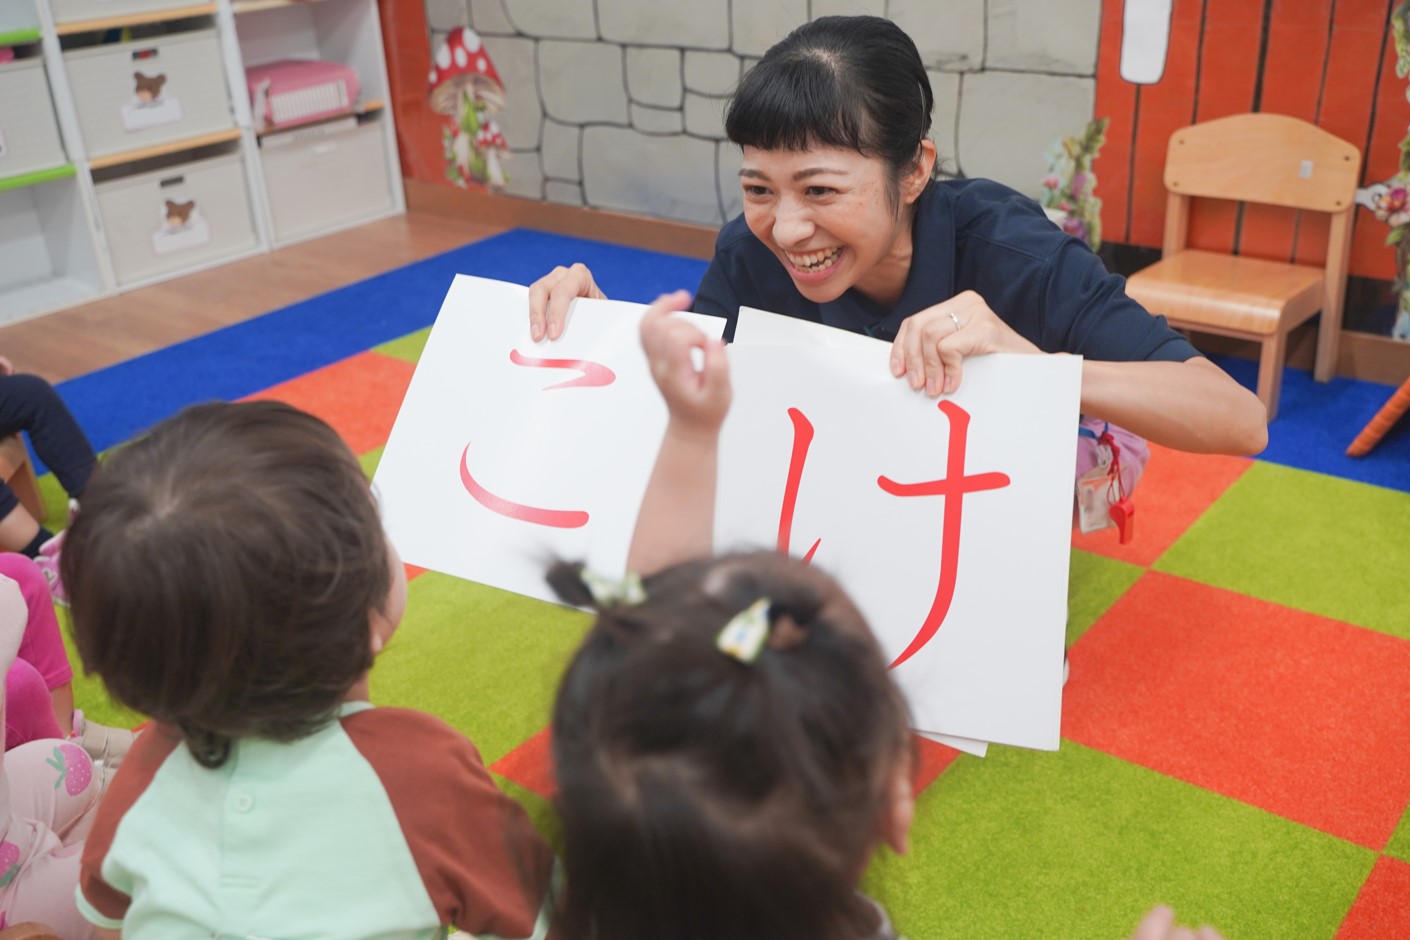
151,195,209,256
121,70,183,132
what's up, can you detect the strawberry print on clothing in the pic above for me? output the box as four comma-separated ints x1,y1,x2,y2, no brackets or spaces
0,841,19,888
48,743,93,795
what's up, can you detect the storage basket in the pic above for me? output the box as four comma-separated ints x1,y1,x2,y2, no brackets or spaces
94,151,256,285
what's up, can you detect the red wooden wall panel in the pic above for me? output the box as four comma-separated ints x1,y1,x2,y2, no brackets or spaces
1093,0,1139,244
1238,0,1334,263
1351,20,1410,281
1127,0,1206,248
1186,0,1264,255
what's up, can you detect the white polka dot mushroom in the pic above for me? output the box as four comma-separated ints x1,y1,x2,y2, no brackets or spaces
474,120,510,189
428,27,506,116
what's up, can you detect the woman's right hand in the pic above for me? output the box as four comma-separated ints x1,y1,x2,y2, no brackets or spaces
527,263,606,341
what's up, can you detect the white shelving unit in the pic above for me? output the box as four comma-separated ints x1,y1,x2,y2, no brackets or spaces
230,0,398,246
0,0,108,319
0,0,404,325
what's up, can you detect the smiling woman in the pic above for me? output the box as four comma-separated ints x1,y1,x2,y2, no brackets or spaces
737,149,914,306
527,15,1267,461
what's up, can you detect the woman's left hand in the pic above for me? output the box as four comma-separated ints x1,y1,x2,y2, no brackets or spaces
890,290,1039,396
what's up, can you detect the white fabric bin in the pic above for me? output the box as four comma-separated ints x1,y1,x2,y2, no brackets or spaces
63,29,232,158
259,119,392,242
50,0,195,26
0,58,67,180
94,151,256,285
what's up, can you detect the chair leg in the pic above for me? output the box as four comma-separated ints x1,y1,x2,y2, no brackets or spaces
7,459,45,525
1257,333,1286,422
1313,311,1341,383
0,435,45,524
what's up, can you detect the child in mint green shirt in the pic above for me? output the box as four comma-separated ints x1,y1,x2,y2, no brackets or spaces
62,401,556,940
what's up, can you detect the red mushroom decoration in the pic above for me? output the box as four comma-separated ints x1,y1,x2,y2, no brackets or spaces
429,27,508,188
428,27,505,117
474,121,510,191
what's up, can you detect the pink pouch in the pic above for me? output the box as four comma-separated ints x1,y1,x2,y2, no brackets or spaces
1075,417,1150,497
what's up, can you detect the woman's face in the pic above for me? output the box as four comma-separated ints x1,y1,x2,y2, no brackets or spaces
739,145,917,306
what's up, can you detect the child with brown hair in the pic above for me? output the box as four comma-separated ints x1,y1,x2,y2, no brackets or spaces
547,548,913,940
60,400,556,939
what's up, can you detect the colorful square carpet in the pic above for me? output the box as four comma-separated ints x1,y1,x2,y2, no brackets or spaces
38,229,1410,939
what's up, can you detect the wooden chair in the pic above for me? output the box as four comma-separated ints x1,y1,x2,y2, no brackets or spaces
0,434,46,523
1124,113,1361,420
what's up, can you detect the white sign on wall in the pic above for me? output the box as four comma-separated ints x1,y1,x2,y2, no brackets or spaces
375,276,1081,752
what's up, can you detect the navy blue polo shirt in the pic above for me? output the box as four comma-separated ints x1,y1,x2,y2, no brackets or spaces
694,177,1199,363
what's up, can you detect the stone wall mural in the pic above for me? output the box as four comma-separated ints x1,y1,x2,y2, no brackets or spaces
400,0,1102,227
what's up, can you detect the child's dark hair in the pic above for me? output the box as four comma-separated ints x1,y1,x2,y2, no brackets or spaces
547,551,911,940
725,15,933,208
61,400,392,769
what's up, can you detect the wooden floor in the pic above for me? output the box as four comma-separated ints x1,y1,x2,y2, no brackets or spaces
0,212,505,383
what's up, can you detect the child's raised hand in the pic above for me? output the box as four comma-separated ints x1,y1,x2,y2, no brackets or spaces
1128,905,1224,940
640,290,731,438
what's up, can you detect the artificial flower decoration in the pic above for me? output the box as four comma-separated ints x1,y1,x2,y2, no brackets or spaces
1039,117,1109,252
1352,0,1410,340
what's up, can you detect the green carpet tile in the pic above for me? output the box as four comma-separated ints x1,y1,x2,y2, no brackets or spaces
1154,463,1410,637
1385,803,1410,864
863,742,1373,940
375,327,432,365
1066,549,1143,647
368,570,589,764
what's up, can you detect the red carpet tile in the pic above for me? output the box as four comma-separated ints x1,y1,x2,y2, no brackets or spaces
1063,572,1410,848
491,727,556,800
1334,856,1410,939
241,351,416,456
1072,444,1252,567
493,728,965,801
404,563,428,583
912,734,963,793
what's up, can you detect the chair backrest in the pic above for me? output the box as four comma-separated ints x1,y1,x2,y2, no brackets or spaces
1164,112,1360,212
1161,113,1362,260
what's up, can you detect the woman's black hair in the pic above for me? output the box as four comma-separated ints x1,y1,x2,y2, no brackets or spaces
547,552,912,940
726,15,934,206
61,400,393,768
